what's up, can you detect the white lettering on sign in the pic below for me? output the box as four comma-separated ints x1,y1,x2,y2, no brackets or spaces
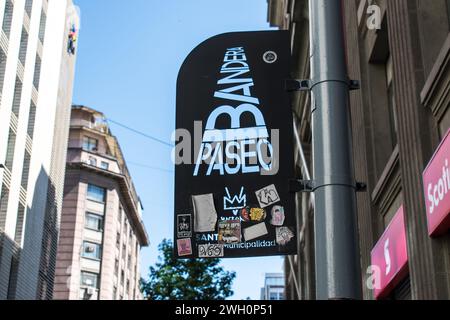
194,47,274,177
427,159,450,215
384,239,391,276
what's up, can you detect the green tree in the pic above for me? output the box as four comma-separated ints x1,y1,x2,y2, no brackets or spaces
141,239,236,300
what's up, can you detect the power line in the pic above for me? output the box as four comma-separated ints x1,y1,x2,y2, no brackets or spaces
106,118,174,148
127,161,174,174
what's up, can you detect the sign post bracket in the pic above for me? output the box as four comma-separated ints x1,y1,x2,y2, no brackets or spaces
285,79,360,92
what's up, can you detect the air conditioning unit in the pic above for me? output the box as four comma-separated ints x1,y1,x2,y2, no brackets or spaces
87,287,95,296
86,246,95,253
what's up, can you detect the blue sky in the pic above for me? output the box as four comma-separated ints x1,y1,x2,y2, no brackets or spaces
72,0,283,300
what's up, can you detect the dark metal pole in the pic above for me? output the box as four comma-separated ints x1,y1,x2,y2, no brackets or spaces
309,0,362,300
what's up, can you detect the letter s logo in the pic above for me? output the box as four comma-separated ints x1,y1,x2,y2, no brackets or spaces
428,183,435,215
384,239,391,276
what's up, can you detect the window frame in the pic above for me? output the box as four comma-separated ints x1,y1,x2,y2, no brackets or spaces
80,271,100,289
87,184,106,203
82,136,98,152
84,212,104,232
82,241,102,261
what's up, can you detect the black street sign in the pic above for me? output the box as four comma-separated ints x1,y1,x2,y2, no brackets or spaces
174,31,297,259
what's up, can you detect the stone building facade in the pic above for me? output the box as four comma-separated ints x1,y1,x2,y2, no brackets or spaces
268,0,450,300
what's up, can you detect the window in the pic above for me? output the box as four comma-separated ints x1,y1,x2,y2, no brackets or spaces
5,129,16,171
25,0,33,17
33,54,41,90
113,286,117,300
27,102,37,138
269,292,278,300
88,157,97,167
12,77,23,117
87,184,105,203
116,232,120,250
1,48,7,95
126,280,130,294
100,161,109,170
38,8,47,44
82,241,102,260
120,270,124,286
80,272,99,289
85,213,103,232
385,54,397,148
114,259,119,275
127,254,131,270
18,27,29,66
20,151,31,189
0,184,10,230
122,244,126,260
82,136,98,152
2,0,14,40
118,206,123,222
14,204,25,244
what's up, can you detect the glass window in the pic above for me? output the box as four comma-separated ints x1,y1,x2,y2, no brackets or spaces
118,206,123,222
88,157,97,166
80,271,99,289
85,213,103,232
127,254,131,270
122,244,126,260
82,241,102,260
87,184,105,203
116,232,120,249
115,259,119,275
83,136,98,152
385,54,398,148
100,161,109,170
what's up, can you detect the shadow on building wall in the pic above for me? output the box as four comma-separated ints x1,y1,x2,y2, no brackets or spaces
0,166,59,300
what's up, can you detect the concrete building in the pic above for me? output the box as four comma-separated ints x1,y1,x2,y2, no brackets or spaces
53,105,149,300
0,0,79,300
260,273,285,300
268,0,450,300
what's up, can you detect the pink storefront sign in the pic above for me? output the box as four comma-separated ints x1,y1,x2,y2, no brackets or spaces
423,129,450,236
371,206,408,300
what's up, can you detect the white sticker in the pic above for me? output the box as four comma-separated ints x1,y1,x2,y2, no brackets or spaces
198,244,224,258
255,184,281,208
243,223,268,241
276,227,294,246
192,194,218,233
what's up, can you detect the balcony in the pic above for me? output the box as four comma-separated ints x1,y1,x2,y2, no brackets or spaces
67,148,120,174
70,118,109,135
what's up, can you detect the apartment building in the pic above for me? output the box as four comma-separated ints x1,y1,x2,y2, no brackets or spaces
260,273,285,300
268,0,450,300
0,0,79,300
53,105,149,300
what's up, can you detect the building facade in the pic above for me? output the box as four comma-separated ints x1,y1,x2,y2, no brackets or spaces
260,273,285,300
53,106,149,300
0,0,79,300
268,0,450,300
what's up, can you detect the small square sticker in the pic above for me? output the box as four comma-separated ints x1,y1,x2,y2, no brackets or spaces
255,184,281,208
177,238,192,257
177,214,192,238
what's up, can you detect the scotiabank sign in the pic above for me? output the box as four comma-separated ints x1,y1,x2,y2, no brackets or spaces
423,129,450,236
371,206,408,300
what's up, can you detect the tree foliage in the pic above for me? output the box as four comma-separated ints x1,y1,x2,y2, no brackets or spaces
141,239,236,300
